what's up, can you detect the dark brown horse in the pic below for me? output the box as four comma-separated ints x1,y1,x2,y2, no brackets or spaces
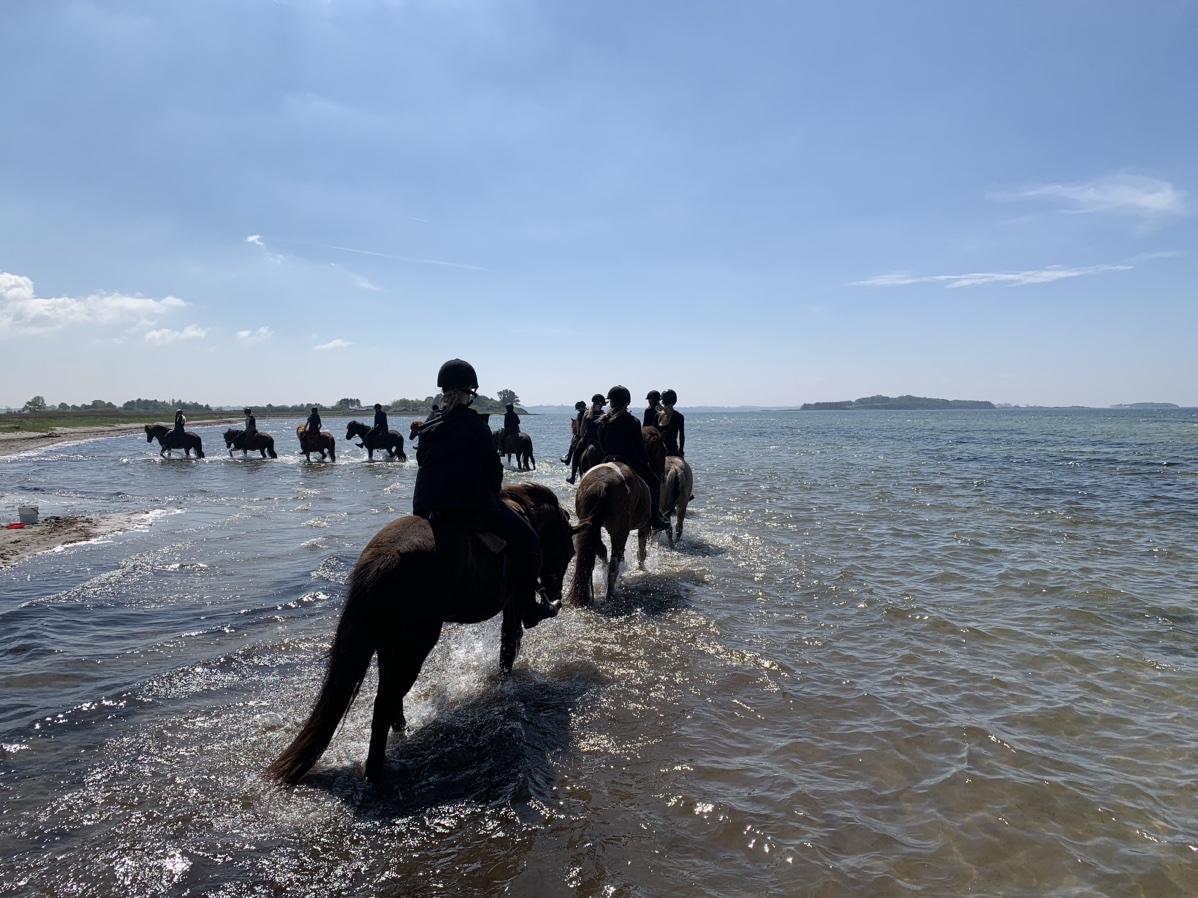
223,428,279,459
265,482,576,786
296,424,336,462
574,426,664,480
568,462,652,606
659,455,694,547
144,424,205,458
492,430,536,471
345,420,407,461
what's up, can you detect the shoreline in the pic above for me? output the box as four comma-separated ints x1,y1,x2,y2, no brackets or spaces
0,512,157,569
0,419,242,459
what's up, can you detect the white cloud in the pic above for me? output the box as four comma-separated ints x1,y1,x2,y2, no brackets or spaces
352,274,382,291
1,271,188,338
313,338,351,350
852,264,1132,289
995,174,1186,219
246,234,264,246
144,324,208,345
236,326,274,345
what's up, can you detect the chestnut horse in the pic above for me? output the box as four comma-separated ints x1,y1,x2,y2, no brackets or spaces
345,420,407,461
568,462,652,606
144,424,205,458
223,428,279,459
265,483,576,786
296,424,336,462
492,430,536,471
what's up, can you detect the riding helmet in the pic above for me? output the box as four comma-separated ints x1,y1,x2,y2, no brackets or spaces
575,401,586,410
591,393,606,404
437,358,479,390
646,390,661,403
374,403,382,410
505,403,514,411
244,407,252,414
662,389,677,405
607,385,631,407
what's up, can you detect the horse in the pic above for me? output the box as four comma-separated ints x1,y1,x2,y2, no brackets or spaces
492,430,536,471
574,426,663,482
265,482,577,787
144,424,205,458
568,462,652,606
345,420,407,461
223,428,278,459
659,455,694,547
296,424,336,462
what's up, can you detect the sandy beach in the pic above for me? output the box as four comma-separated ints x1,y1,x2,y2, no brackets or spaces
0,511,157,569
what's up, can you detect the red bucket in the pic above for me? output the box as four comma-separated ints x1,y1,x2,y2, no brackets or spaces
7,522,26,530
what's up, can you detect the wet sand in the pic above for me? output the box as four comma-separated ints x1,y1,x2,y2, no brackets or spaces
0,512,156,569
0,423,154,459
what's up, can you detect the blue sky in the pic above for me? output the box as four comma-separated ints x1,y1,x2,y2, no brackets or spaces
2,0,1195,408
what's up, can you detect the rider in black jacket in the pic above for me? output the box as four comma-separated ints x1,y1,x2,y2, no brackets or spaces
597,385,670,532
643,390,662,428
413,359,558,628
367,403,388,444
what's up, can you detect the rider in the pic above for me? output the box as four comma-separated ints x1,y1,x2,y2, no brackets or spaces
172,408,186,445
643,390,662,428
367,403,388,444
305,406,322,436
568,394,606,484
657,389,685,458
561,400,587,465
597,385,670,532
239,407,257,449
413,358,558,628
502,403,521,440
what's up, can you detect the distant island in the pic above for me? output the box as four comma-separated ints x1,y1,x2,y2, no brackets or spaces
1109,402,1179,409
800,394,995,411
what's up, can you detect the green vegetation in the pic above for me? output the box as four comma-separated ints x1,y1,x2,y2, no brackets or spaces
800,394,995,411
387,391,525,416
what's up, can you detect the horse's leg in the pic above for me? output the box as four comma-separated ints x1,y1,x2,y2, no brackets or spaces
607,528,630,597
500,604,523,673
367,621,441,780
637,525,649,570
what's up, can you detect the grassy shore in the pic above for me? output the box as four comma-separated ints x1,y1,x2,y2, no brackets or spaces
1,410,239,434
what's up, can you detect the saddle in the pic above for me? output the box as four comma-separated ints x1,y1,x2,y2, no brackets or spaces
427,511,507,554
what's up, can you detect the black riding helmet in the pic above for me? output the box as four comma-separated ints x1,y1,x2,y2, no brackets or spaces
607,385,631,407
662,389,677,405
244,407,252,414
575,401,586,410
591,393,606,404
437,358,479,390
646,390,661,403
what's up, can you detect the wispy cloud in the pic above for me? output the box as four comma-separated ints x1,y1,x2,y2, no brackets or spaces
236,326,273,345
852,264,1132,289
351,274,382,291
1,271,187,338
245,234,284,264
144,324,208,345
313,338,351,351
993,174,1186,219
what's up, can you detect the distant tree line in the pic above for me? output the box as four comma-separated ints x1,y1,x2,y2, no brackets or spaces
10,391,528,415
800,395,995,411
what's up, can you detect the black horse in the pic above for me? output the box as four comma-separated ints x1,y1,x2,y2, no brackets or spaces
144,424,205,458
223,428,278,459
266,482,576,786
345,420,407,461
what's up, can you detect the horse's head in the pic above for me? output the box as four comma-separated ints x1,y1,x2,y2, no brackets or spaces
222,428,238,446
408,420,423,442
505,483,576,605
144,424,161,443
344,421,363,441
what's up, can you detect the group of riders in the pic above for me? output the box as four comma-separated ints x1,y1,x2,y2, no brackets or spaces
174,403,392,452
172,358,684,633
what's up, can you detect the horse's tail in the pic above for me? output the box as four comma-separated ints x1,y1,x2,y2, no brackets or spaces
195,439,205,459
660,464,680,518
266,565,381,787
526,437,536,470
569,480,610,606
267,438,278,459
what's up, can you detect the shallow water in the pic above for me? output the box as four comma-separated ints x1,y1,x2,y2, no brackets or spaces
1,409,1196,897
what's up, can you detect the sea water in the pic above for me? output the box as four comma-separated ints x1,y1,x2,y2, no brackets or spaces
0,409,1195,897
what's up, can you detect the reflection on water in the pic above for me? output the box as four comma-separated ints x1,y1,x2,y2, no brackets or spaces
1,410,1197,897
